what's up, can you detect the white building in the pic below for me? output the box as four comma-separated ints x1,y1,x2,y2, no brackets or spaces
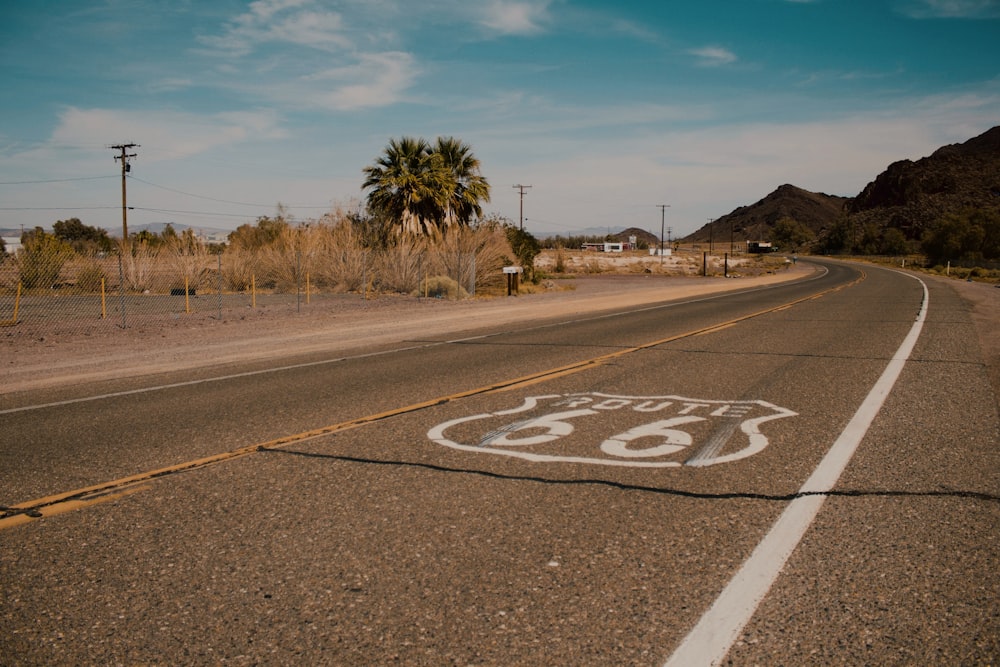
1,236,21,255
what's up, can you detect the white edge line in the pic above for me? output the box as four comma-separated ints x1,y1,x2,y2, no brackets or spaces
663,271,928,667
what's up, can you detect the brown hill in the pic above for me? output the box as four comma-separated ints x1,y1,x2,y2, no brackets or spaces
682,125,999,255
848,125,1000,238
612,227,660,246
684,184,849,246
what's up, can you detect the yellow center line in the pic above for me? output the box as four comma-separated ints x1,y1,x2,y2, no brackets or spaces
2,270,865,530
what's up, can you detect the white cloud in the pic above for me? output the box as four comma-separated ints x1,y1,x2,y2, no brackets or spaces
198,0,352,56
50,107,288,161
688,46,738,67
192,0,421,112
897,0,1000,18
309,51,418,110
478,0,551,35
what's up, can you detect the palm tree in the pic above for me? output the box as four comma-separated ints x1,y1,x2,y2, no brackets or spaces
362,137,443,236
432,136,491,230
362,136,490,237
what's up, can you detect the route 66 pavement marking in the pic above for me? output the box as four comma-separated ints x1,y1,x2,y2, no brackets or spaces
428,392,797,468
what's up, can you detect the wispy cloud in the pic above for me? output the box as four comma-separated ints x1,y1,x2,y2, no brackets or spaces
897,0,1000,18
196,0,352,56
50,107,288,161
477,0,551,35
308,51,419,110
191,0,421,111
688,46,738,67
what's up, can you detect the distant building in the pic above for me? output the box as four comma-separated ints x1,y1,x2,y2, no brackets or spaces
581,241,627,252
1,236,21,255
196,230,230,245
746,241,776,253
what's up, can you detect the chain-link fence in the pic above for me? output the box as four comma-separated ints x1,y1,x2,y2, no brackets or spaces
0,230,514,336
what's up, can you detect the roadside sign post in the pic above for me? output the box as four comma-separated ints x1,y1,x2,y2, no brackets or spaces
503,266,523,296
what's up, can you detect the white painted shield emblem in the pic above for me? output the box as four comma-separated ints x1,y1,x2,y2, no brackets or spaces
427,392,797,467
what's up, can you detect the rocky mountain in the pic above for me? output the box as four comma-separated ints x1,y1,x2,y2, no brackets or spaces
847,125,1000,238
684,184,849,245
682,125,1000,254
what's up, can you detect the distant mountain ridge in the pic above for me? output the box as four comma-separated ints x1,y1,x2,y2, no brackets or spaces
684,125,1000,251
686,184,849,244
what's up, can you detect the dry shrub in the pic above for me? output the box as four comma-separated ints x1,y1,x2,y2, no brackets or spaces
309,219,368,292
416,275,468,299
554,247,567,273
432,223,513,295
74,258,107,292
222,247,257,292
118,240,160,292
627,259,656,274
164,232,213,291
254,225,320,292
376,235,428,294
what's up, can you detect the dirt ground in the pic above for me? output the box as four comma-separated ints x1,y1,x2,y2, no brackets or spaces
3,261,998,407
948,275,1000,407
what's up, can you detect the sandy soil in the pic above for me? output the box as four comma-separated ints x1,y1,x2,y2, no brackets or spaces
3,262,997,405
946,275,1000,407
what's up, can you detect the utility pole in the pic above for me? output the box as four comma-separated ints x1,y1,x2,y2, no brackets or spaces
512,184,532,230
110,143,139,239
708,218,714,254
657,204,670,265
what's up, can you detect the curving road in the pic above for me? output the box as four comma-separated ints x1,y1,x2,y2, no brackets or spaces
2,258,997,665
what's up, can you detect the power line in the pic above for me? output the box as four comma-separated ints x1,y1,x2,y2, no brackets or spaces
126,175,330,210
131,206,263,219
0,206,119,211
0,175,117,186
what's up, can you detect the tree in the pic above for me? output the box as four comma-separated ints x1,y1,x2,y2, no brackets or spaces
504,222,540,282
771,217,815,251
879,227,909,255
161,223,179,244
922,208,1000,264
53,217,113,253
17,227,74,288
228,213,291,251
815,216,851,254
433,136,491,229
362,136,491,237
363,136,443,236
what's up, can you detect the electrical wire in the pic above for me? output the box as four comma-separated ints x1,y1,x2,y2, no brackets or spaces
0,206,119,211
126,175,332,210
131,207,259,219
0,175,117,185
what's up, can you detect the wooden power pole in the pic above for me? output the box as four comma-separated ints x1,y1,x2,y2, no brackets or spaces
512,184,532,230
110,143,139,239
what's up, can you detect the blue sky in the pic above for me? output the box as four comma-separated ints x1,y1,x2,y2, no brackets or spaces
1,0,998,239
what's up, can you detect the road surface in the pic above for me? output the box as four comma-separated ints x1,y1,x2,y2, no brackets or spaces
2,258,997,665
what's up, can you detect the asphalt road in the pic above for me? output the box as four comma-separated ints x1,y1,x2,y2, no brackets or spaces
2,259,998,666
